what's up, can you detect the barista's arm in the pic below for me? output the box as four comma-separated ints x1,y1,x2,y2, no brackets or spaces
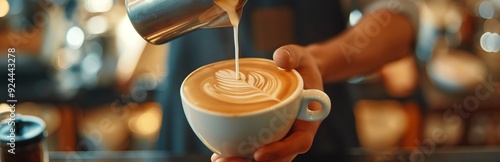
256,9,418,162
307,9,416,82
306,0,419,82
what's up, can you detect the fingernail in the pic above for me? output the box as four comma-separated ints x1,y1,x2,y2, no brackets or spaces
283,48,293,63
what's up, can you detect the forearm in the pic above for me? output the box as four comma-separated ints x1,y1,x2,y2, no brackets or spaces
308,10,416,82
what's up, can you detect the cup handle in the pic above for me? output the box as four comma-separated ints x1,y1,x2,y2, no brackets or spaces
296,89,331,121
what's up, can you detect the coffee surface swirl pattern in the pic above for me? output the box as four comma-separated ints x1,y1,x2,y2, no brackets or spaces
182,58,299,114
204,69,282,104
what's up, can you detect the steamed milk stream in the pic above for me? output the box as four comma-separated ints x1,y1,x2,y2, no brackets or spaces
214,0,241,79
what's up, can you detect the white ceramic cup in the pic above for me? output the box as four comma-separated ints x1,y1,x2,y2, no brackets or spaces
180,59,331,158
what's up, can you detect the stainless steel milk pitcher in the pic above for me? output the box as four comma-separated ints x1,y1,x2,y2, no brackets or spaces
125,0,247,44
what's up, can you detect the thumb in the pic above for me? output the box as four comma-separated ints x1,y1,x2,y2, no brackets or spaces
273,44,305,70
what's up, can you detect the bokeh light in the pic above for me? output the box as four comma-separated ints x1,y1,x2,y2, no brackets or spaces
349,9,363,26
86,16,109,35
0,0,9,17
85,0,113,13
480,32,500,53
477,1,495,19
66,26,85,49
81,54,102,75
129,105,162,136
0,103,9,112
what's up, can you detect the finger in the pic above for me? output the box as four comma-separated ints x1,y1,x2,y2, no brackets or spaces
211,153,221,162
273,45,304,70
253,131,314,161
211,154,250,162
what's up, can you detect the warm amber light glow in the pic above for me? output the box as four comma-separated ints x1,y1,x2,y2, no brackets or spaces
128,105,162,136
135,108,161,135
0,103,9,112
0,0,9,18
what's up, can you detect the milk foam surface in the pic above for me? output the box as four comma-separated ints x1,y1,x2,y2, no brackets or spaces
182,59,299,114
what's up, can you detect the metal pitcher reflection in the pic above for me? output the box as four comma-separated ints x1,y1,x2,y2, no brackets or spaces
125,0,247,44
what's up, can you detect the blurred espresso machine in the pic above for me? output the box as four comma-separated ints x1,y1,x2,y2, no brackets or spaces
419,0,500,86
418,0,500,147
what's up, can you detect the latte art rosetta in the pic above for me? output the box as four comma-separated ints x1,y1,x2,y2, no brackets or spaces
182,58,299,114
203,69,282,104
